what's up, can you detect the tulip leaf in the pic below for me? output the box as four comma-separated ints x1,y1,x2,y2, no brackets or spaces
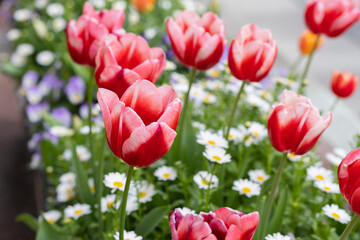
40,140,58,175
36,215,70,240
135,205,170,238
268,186,289,234
16,213,39,231
62,53,91,81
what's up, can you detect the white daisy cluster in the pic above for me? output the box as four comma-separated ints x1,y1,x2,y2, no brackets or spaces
154,166,177,181
193,171,219,189
265,232,293,240
232,179,261,198
244,83,271,114
64,203,91,220
57,172,76,202
49,126,74,137
130,181,156,203
231,122,267,146
196,130,228,149
274,77,299,91
75,145,91,162
325,147,347,166
306,165,340,194
322,204,351,224
114,230,143,240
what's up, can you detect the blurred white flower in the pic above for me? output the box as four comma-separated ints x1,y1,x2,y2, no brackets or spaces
46,3,65,17
10,53,26,67
232,179,261,198
114,230,142,240
62,149,72,161
197,130,228,149
64,203,91,220
203,147,231,164
193,171,219,189
6,29,22,41
144,27,158,39
35,0,48,9
49,126,73,137
248,169,269,184
322,204,351,224
13,9,32,22
89,0,106,9
104,172,127,192
53,18,67,32
16,43,35,57
101,194,116,213
314,181,340,194
325,147,347,166
56,183,75,202
76,145,91,162
112,1,127,10
160,0,172,10
129,10,140,25
130,181,156,203
265,232,292,240
60,172,76,185
176,207,196,216
43,210,61,224
306,165,334,182
36,51,55,66
154,166,177,181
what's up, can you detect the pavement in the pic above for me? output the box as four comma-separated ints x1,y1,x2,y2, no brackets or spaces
219,0,360,150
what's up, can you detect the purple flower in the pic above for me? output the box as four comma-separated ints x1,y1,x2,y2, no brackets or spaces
25,102,49,123
79,103,100,119
51,107,72,127
26,85,43,104
162,33,171,45
65,76,86,105
21,71,39,89
29,151,42,169
39,73,63,96
43,130,59,144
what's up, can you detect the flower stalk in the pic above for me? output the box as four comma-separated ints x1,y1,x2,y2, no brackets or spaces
119,165,134,240
339,214,360,240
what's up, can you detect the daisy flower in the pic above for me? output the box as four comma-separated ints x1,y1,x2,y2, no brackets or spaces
176,207,196,216
114,230,143,240
49,126,73,137
36,51,55,66
322,204,351,224
43,210,61,224
116,195,139,215
227,128,244,143
196,130,228,149
314,181,340,194
245,122,267,146
60,172,76,185
76,145,91,162
62,149,72,161
232,179,261,198
193,171,219,189
306,166,334,182
64,203,91,220
103,172,127,192
265,232,292,240
130,181,156,203
203,147,231,164
88,178,95,193
287,153,301,162
56,183,75,202
325,147,347,166
248,169,269,184
154,166,177,181
101,194,116,213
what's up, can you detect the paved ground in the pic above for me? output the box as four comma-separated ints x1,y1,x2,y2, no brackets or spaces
219,0,360,149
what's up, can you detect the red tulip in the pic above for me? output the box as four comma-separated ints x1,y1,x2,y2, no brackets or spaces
338,148,360,215
166,10,226,70
305,0,360,38
169,207,259,240
268,90,332,155
97,80,181,167
331,70,358,98
228,24,277,82
66,2,125,67
95,33,166,98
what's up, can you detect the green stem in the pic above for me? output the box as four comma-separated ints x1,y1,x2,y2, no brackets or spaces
96,133,106,239
119,165,134,240
288,54,303,77
225,81,247,138
258,152,288,240
205,164,218,211
329,97,339,112
339,214,360,240
298,34,321,94
87,69,96,181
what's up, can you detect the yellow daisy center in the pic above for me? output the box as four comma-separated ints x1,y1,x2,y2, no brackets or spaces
113,181,124,188
243,187,251,193
74,210,83,215
90,186,95,192
260,92,266,98
316,175,324,180
332,213,341,219
140,192,147,198
163,173,170,178
323,187,331,191
107,201,114,208
211,70,220,78
64,218,71,224
212,156,222,161
228,134,233,139
204,96,210,103
48,218,55,224
202,180,211,185
257,176,264,182
253,132,259,137
288,153,296,158
208,140,216,145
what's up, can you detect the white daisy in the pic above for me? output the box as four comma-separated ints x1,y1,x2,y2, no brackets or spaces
49,126,72,137
101,194,116,213
196,130,228,149
322,204,351,224
193,171,219,189
190,83,206,105
246,94,270,113
130,181,156,203
203,93,217,104
56,183,75,202
165,61,176,71
114,230,143,240
35,0,48,9
248,169,269,184
287,153,302,162
144,27,158,39
232,179,261,198
60,172,76,185
103,172,127,192
10,53,26,67
6,28,22,41
326,147,347,166
160,0,172,10
13,9,32,22
88,178,95,193
53,18,66,32
79,125,102,135
306,166,334,182
76,145,91,162
246,122,267,146
46,3,65,17
176,207,196,216
227,128,244,143
16,43,34,57
43,210,61,224
36,51,55,66
64,203,91,220
129,10,140,25
192,121,206,131
62,149,73,161
112,1,127,10
115,195,139,215
314,181,340,194
154,166,177,181
265,232,292,240
203,147,231,164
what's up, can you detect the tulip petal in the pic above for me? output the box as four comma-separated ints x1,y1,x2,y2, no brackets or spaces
195,35,224,70
166,18,186,60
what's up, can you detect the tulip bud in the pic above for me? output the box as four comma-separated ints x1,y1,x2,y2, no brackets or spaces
304,0,360,38
97,80,181,167
166,10,226,71
299,29,324,55
268,90,332,155
331,70,358,98
338,148,360,215
228,24,277,82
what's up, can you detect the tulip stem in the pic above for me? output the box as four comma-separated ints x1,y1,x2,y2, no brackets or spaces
205,164,218,211
87,69,96,180
339,214,360,240
258,152,287,240
225,81,247,138
119,165,134,240
96,132,106,239
329,97,339,112
298,34,321,94
288,54,303,77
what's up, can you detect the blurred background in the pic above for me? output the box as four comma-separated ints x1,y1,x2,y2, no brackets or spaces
0,0,359,239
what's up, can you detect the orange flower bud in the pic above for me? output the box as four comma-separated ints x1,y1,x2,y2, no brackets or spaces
131,0,156,12
299,30,323,55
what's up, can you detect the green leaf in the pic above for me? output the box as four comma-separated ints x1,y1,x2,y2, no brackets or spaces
268,186,289,233
36,215,70,240
135,205,170,238
62,53,91,82
42,113,63,127
1,61,24,78
16,213,39,231
40,140,58,172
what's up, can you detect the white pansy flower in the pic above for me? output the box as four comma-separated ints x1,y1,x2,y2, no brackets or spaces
104,172,127,192
64,203,91,220
154,166,177,181
248,169,269,184
193,171,219,189
36,51,55,66
43,210,61,224
203,147,231,164
232,179,261,198
322,204,351,224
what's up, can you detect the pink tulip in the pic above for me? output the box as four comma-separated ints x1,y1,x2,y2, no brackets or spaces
95,33,166,98
228,24,277,82
169,207,259,240
268,90,332,155
305,0,360,38
166,10,226,70
97,80,181,167
66,2,125,67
